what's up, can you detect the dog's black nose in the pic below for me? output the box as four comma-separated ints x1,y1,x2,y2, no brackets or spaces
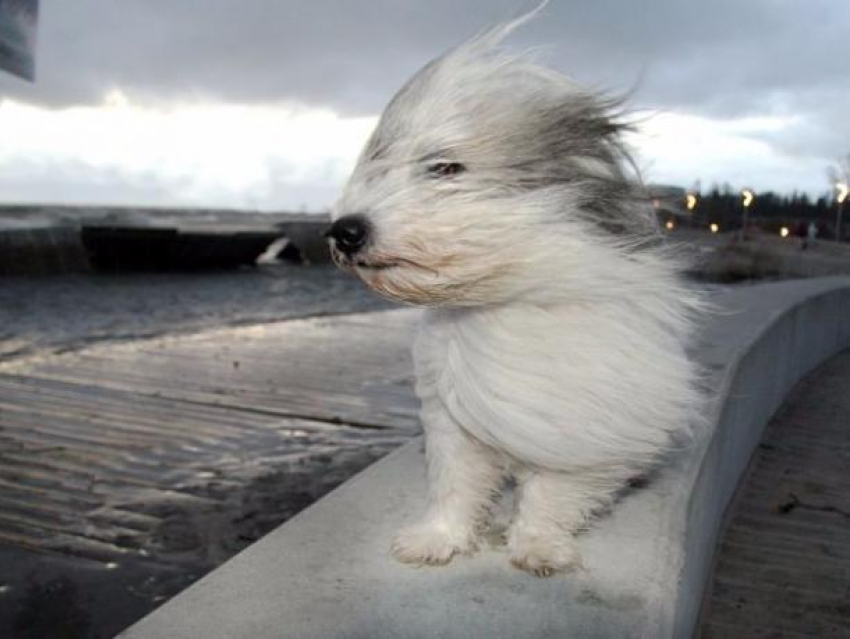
326,215,370,256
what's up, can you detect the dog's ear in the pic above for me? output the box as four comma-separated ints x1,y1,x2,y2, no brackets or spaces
538,94,629,169
493,92,627,187
506,95,657,239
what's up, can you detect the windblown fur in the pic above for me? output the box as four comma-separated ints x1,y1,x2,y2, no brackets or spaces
330,7,701,576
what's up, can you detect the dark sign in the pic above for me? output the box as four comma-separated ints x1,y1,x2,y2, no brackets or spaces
0,0,38,81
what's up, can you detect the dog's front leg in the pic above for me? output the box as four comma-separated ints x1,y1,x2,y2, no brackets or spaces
507,469,631,577
391,406,503,566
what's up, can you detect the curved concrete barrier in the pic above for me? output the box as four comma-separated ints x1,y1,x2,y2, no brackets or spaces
122,277,850,639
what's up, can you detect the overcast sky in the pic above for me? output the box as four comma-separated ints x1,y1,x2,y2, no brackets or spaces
1,0,849,211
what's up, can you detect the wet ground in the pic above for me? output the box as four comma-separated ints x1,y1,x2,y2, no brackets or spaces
0,443,402,639
0,267,408,638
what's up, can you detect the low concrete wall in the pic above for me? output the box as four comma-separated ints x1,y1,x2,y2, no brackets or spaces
122,278,850,639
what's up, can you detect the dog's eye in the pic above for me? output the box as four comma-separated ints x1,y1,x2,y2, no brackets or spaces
428,162,466,178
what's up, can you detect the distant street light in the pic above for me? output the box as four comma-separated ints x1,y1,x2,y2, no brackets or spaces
710,223,719,234
836,182,848,243
780,226,790,238
686,193,698,211
740,189,754,240
665,219,675,231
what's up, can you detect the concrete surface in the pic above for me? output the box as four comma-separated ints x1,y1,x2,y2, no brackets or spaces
121,278,850,639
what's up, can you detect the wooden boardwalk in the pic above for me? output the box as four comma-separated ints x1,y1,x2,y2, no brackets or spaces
0,310,421,566
701,350,850,638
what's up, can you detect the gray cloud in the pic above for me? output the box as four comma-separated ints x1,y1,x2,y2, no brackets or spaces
1,1,846,115
1,0,849,199
1,0,516,110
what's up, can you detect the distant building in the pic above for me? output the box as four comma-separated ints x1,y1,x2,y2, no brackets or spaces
646,184,691,228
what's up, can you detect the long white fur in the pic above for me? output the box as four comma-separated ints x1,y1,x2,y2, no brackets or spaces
330,8,702,576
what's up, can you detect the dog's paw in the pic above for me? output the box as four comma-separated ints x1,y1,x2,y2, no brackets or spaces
507,531,581,578
391,522,477,566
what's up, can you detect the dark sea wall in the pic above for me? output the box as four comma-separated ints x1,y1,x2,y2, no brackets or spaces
0,205,333,273
0,227,90,275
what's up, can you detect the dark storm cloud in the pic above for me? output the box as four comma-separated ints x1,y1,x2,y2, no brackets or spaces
1,0,848,120
1,0,849,201
0,0,516,111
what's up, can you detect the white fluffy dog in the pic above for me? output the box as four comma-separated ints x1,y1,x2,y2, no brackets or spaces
327,9,700,577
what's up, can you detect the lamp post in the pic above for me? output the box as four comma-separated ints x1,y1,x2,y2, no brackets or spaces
740,189,754,241
684,193,697,231
836,182,848,243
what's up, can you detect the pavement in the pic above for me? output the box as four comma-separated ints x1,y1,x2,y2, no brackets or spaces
701,349,850,638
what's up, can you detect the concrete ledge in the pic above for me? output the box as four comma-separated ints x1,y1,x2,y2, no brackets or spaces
122,278,850,639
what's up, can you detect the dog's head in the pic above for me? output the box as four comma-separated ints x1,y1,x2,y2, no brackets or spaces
329,10,658,306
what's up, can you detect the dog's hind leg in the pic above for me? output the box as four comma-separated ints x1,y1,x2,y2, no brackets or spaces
391,409,504,566
507,468,631,577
